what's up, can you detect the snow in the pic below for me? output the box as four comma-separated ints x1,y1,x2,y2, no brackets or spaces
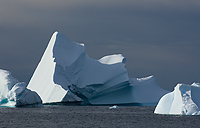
0,69,42,107
154,83,200,115
98,54,126,64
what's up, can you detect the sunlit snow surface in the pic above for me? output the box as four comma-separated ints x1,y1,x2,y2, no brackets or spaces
154,83,200,115
27,32,70,103
27,31,168,105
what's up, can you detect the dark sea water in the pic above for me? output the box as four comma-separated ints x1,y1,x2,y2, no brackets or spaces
0,105,200,128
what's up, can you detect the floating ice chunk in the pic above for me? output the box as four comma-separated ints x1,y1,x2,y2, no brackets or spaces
0,69,19,102
109,105,119,109
0,69,42,107
154,83,200,115
0,69,19,106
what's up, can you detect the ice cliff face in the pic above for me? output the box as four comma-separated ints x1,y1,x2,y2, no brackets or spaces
27,31,168,105
53,32,130,104
154,83,200,115
87,75,168,105
27,32,70,103
0,69,42,107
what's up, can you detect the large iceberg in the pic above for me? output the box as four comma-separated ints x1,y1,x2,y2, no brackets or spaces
154,83,200,115
27,31,168,105
0,69,42,107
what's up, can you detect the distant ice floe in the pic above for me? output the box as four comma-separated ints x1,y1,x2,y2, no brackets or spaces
0,69,42,107
27,31,169,106
154,83,200,115
109,105,119,109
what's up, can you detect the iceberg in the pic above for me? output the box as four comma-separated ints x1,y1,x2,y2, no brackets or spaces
27,31,168,105
0,69,42,107
154,83,200,115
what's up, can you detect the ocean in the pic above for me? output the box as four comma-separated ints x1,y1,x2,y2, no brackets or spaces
0,105,199,128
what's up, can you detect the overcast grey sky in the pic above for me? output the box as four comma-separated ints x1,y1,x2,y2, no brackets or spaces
0,0,200,90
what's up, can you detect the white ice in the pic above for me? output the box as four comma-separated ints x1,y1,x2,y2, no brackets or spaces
154,83,200,115
0,69,42,107
0,69,19,107
27,32,81,103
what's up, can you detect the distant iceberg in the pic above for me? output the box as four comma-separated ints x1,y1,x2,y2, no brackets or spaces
0,69,42,107
154,83,200,115
27,31,168,105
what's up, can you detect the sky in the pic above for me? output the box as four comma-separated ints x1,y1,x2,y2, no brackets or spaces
0,0,200,91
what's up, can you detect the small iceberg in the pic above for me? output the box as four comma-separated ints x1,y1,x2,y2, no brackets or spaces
109,105,119,109
0,69,42,107
154,83,200,115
